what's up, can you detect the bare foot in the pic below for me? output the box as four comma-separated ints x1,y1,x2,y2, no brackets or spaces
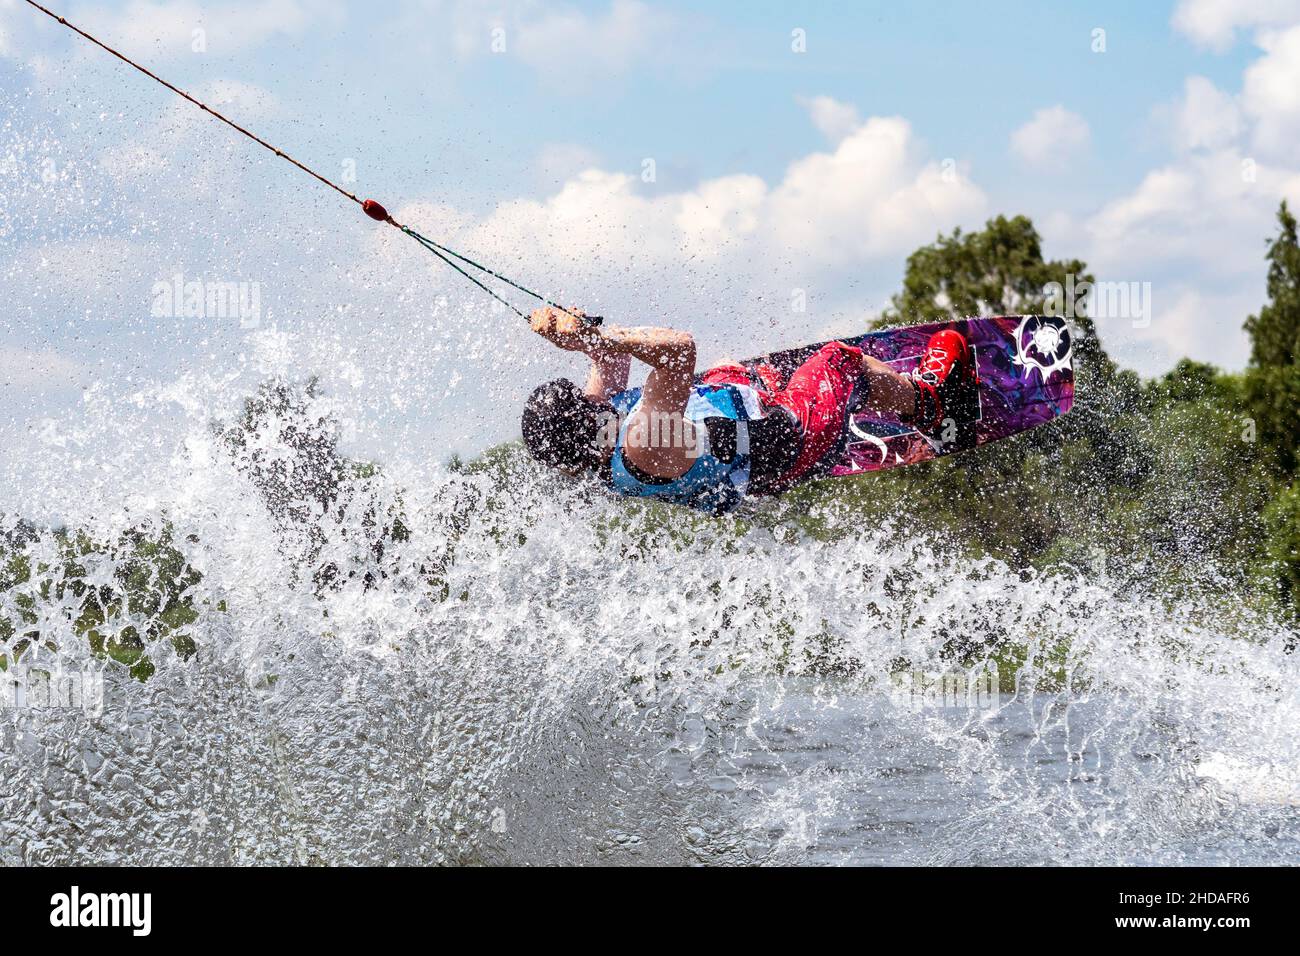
859,355,916,418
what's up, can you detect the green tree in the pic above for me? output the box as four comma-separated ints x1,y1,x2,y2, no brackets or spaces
1146,358,1235,406
881,214,1116,389
1260,481,1300,612
1243,201,1300,476
0,521,201,679
213,377,411,593
1239,202,1300,615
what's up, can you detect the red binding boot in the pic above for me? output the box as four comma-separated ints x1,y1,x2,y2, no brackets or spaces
907,329,977,435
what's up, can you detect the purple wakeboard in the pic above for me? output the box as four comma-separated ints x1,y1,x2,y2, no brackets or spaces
736,315,1075,478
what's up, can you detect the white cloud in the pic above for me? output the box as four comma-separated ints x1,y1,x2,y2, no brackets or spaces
1087,149,1296,274
0,0,39,63
673,173,769,259
799,95,862,145
359,112,983,361
1010,106,1090,168
1243,24,1300,155
1089,19,1300,328
11,237,155,293
1145,288,1262,368
97,141,173,181
1073,12,1300,372
507,0,675,88
1082,148,1300,370
1094,5,1300,371
1171,0,1300,51
1167,76,1242,151
403,113,983,280
4,237,184,350
767,117,986,262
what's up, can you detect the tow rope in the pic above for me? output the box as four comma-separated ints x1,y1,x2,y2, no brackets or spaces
21,0,599,325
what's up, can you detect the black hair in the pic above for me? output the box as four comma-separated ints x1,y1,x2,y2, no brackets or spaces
521,378,613,472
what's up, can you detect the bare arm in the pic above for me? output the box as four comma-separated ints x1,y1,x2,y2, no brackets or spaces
584,351,631,402
529,308,696,415
592,325,696,417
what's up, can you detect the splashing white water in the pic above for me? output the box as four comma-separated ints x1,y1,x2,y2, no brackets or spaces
2,346,1297,866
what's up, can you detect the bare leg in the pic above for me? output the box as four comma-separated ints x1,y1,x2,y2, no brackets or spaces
859,355,916,418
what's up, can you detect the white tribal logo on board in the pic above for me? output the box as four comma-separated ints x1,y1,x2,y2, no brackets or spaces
1012,316,1073,383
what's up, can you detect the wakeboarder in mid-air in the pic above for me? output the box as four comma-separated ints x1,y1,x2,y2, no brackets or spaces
521,307,976,513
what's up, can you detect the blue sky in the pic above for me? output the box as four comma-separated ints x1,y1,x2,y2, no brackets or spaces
2,0,1299,486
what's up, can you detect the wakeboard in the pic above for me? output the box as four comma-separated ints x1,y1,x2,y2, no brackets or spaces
742,315,1075,478
608,315,1074,483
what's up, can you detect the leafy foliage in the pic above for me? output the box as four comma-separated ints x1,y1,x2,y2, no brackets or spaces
1243,202,1300,476
789,209,1297,621
212,378,411,593
0,520,201,679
